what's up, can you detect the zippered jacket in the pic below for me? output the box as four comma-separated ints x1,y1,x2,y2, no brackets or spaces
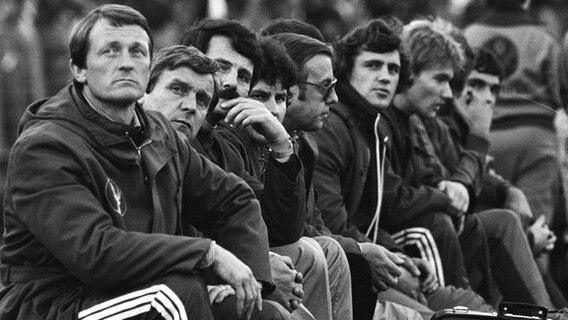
1,83,273,292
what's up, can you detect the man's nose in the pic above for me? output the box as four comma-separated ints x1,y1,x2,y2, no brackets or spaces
326,87,339,105
180,96,197,113
442,83,453,99
220,68,238,89
118,50,135,70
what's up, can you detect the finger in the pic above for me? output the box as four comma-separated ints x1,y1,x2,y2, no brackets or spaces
403,259,421,277
379,271,399,288
290,299,301,311
374,279,389,292
295,271,303,283
235,285,245,317
255,282,263,313
243,280,256,320
215,287,236,304
220,97,248,109
385,250,405,265
281,256,294,269
293,285,304,299
208,286,224,304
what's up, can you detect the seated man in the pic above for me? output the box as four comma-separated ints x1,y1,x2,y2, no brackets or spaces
177,18,346,320
390,17,555,308
142,44,311,317
311,18,493,319
440,45,565,307
0,4,290,320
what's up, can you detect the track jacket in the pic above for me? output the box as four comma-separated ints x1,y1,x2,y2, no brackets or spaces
0,84,273,294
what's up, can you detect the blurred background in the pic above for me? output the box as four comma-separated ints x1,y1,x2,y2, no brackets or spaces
2,0,568,296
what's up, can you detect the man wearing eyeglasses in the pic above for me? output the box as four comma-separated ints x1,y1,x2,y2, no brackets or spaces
269,36,339,133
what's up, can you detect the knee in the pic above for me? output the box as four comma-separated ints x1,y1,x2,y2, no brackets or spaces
313,236,348,267
260,300,294,320
430,213,459,240
296,237,327,269
160,274,211,318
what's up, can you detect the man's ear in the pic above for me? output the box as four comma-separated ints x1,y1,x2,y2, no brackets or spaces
288,84,300,103
69,59,87,84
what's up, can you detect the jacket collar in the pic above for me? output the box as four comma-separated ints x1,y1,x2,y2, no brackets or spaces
336,80,379,119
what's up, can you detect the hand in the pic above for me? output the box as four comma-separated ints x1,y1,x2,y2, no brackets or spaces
211,245,263,319
266,252,304,312
438,180,469,214
454,89,493,138
221,98,290,149
411,258,439,294
208,284,236,305
395,261,426,305
359,243,404,291
528,215,557,256
504,186,534,227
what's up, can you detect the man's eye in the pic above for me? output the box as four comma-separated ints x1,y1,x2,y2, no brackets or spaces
217,64,230,73
249,94,265,101
102,47,118,55
389,65,400,74
238,73,251,84
131,47,147,57
366,62,378,69
197,98,210,109
171,86,186,95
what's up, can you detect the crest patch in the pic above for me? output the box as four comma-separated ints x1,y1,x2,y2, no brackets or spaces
105,178,127,216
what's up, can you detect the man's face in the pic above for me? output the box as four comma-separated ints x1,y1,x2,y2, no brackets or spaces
404,65,454,118
249,80,288,123
461,70,501,109
72,19,151,108
284,54,338,132
349,50,401,110
144,67,214,140
205,35,254,117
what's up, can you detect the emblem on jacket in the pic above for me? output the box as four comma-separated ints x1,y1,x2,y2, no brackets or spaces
105,178,127,216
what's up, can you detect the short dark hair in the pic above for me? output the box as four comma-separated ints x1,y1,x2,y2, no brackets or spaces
251,37,298,90
147,45,219,93
180,18,261,66
333,18,411,93
270,33,332,80
472,47,504,80
70,4,153,70
260,18,325,42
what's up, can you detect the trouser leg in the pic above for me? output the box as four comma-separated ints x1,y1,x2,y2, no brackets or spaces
345,251,377,320
477,209,554,308
271,237,332,320
312,236,353,320
78,273,213,320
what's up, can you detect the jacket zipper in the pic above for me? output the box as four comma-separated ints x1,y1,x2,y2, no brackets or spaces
127,137,153,184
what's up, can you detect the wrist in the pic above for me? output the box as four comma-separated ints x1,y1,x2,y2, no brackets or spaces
197,240,217,269
270,136,294,161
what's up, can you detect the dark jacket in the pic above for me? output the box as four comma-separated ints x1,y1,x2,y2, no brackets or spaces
195,123,307,247
440,107,512,210
314,81,452,237
1,84,273,293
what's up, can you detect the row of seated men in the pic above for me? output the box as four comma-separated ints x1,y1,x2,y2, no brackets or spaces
0,2,565,320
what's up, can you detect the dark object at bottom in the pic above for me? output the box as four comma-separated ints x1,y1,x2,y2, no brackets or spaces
431,303,548,319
